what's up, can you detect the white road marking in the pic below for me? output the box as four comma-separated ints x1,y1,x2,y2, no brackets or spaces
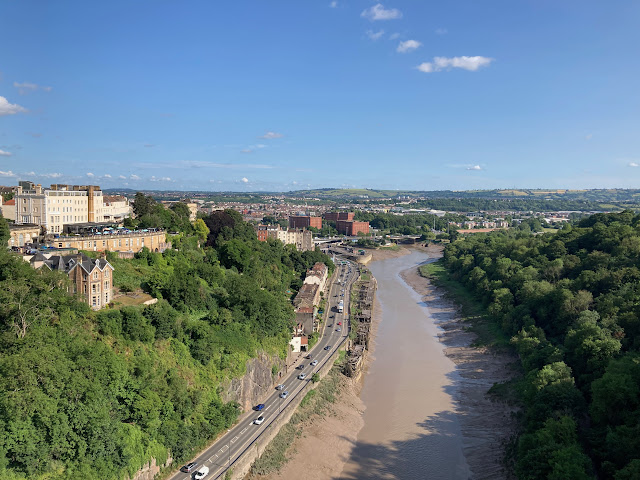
241,428,247,434
265,405,270,410
231,436,239,443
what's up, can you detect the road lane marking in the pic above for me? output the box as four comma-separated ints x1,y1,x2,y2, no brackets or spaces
241,428,247,434
231,436,239,443
265,405,270,410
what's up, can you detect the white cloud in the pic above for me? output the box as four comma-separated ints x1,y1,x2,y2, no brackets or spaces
14,81,52,95
118,175,126,179
361,4,402,21
241,149,253,154
42,172,62,178
585,134,593,140
260,131,284,139
467,165,483,170
130,174,140,180
629,162,639,167
397,40,421,53
255,144,267,149
435,28,448,35
150,176,171,182
0,96,27,116
241,177,249,183
367,29,385,41
0,170,16,177
330,1,338,7
86,172,95,177
417,56,494,73
0,149,12,157
103,174,112,178
389,33,401,40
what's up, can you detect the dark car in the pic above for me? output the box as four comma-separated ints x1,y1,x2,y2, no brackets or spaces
296,364,305,370
255,404,265,411
324,345,331,350
305,354,312,359
181,462,198,473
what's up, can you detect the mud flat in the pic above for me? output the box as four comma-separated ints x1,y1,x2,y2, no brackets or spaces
400,251,518,479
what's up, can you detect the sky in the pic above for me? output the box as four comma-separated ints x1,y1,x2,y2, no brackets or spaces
1,0,639,192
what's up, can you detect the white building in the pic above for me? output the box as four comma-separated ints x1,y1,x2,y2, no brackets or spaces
14,181,131,234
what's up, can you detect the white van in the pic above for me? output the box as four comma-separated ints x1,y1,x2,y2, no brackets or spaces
194,465,210,479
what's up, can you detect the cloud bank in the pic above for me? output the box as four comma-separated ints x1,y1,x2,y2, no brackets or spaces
417,56,494,73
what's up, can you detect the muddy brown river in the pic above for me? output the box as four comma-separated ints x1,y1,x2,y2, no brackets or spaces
340,250,471,480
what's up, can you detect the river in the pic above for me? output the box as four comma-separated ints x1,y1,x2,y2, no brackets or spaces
340,249,471,480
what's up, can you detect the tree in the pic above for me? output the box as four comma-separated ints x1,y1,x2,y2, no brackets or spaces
193,218,210,243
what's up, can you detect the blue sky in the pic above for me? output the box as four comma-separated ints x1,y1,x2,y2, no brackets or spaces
1,1,639,192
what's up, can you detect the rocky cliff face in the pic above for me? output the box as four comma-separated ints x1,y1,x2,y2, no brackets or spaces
222,351,286,411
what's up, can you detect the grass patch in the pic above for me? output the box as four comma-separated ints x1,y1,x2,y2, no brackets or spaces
379,244,400,251
419,260,510,349
250,364,345,476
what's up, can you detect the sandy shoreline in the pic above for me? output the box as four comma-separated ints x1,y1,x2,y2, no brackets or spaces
253,244,517,480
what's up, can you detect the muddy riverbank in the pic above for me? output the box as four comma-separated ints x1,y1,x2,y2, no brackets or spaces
253,245,516,480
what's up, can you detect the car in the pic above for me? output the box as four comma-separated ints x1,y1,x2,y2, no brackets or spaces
181,462,198,473
310,360,318,366
338,321,342,325
276,384,285,390
298,373,307,380
255,403,265,411
341,294,344,297
324,345,331,350
336,327,341,332
305,354,312,359
296,364,305,370
279,391,289,399
254,415,265,425
328,324,333,328
194,466,210,479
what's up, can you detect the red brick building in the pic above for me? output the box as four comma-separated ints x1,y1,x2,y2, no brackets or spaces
289,215,322,230
323,211,355,222
336,220,370,236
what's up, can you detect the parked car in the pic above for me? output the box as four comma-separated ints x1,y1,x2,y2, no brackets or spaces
338,321,342,325
336,327,342,332
298,373,307,380
255,404,265,411
310,360,318,366
324,345,331,350
181,462,198,473
297,364,305,370
275,384,285,390
280,391,289,399
306,354,312,359
254,415,265,425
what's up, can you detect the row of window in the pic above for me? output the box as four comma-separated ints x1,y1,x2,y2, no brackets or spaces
92,293,109,307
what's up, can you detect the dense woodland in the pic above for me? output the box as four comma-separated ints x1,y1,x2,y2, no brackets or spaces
0,197,333,480
442,211,640,479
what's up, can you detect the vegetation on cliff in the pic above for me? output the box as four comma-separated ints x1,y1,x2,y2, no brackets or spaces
440,211,640,479
0,199,333,480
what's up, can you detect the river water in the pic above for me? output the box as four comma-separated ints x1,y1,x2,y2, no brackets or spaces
340,250,470,480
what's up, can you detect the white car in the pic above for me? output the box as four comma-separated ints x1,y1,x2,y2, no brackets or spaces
194,466,210,479
280,391,289,399
310,360,318,366
275,384,285,390
298,373,307,380
254,415,265,425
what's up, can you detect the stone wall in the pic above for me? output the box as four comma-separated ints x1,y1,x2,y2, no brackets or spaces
222,352,286,412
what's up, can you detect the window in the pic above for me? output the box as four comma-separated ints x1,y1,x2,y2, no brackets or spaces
104,281,109,290
104,270,109,278
92,296,97,307
93,271,98,279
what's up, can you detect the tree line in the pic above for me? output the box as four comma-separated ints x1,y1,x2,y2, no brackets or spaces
442,211,640,479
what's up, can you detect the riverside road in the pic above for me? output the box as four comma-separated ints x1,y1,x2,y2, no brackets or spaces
169,259,359,480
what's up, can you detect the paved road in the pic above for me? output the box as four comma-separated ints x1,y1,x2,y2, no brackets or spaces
169,259,359,480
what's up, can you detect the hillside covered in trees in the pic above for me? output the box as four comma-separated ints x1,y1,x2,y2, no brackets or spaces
442,211,640,479
0,203,332,480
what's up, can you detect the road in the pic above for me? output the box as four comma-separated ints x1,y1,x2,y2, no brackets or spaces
169,259,359,480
